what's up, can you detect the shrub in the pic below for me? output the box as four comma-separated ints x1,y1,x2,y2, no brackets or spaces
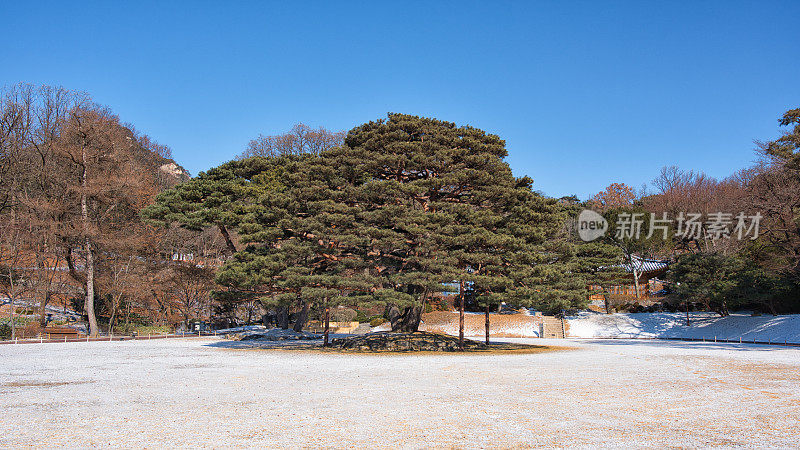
113,323,172,335
0,323,11,340
355,310,370,323
330,307,357,323
369,317,387,327
18,322,41,339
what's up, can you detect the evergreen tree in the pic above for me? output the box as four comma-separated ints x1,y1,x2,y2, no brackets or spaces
316,113,538,332
144,156,309,325
149,113,618,338
761,108,800,169
669,253,746,316
754,108,800,282
441,177,569,344
319,113,593,338
142,155,299,254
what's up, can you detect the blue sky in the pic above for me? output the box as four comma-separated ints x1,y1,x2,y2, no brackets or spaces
2,1,798,199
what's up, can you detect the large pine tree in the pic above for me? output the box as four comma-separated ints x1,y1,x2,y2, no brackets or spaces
148,113,607,336
314,114,525,331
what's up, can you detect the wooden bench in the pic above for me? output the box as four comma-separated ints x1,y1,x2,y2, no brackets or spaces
41,326,82,340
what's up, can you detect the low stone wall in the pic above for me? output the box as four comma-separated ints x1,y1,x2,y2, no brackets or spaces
421,311,535,337
419,311,570,338
304,321,360,334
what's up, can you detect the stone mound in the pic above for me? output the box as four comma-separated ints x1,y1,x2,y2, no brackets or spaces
330,331,487,352
229,328,322,341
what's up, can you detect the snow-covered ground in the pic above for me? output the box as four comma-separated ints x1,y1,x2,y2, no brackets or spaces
0,297,82,323
213,324,268,333
2,337,799,447
569,311,800,344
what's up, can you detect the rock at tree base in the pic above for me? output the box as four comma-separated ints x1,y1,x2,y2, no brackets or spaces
330,332,487,352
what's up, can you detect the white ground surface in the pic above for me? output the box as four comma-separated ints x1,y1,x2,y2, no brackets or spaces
569,312,800,344
2,337,799,448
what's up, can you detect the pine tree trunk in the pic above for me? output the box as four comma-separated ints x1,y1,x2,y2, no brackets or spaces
278,305,289,329
388,305,423,332
217,224,238,254
767,299,778,316
292,300,310,332
458,281,465,351
387,305,401,330
402,306,422,331
686,300,690,326
323,299,330,347
485,304,490,345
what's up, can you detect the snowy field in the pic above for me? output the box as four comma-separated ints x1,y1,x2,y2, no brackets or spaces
2,337,799,448
569,312,800,344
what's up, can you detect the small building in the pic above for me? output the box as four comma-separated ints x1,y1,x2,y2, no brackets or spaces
589,256,670,311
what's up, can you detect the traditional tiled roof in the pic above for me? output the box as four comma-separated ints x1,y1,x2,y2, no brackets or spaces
619,256,669,274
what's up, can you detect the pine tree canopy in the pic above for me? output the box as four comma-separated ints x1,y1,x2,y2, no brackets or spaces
147,113,621,328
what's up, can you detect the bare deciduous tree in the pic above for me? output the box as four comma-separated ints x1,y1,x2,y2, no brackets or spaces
589,182,637,211
238,123,344,159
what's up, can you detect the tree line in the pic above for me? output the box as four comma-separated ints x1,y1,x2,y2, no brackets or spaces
0,84,230,338
582,108,800,315
4,82,796,342
0,85,359,339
